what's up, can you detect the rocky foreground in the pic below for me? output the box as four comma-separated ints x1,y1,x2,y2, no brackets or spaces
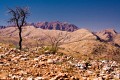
0,43,120,80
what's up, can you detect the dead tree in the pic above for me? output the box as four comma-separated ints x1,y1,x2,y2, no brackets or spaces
43,32,70,53
8,7,29,50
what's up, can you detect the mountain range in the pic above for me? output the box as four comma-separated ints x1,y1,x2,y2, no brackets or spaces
2,21,79,32
0,21,119,46
33,21,79,32
0,21,120,62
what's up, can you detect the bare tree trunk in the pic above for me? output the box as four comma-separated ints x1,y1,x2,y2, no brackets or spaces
19,27,22,50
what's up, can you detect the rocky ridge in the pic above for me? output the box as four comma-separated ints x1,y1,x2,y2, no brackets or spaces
96,29,117,42
1,22,120,47
1,21,79,32
96,29,120,46
32,21,79,32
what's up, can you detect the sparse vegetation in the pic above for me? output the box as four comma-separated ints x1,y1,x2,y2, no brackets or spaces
0,7,119,80
0,0,120,79
43,32,70,54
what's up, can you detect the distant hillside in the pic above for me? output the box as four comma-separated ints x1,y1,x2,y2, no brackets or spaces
0,26,6,29
95,29,120,47
1,21,79,32
0,26,120,62
33,21,79,32
0,26,96,41
0,25,120,46
96,29,117,42
0,26,96,46
0,22,120,47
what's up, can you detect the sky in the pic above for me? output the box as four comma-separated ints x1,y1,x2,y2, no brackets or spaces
0,0,120,32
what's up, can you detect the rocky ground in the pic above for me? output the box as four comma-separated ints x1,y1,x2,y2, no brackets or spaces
0,43,120,80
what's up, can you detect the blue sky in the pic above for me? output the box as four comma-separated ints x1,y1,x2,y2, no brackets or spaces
0,0,120,32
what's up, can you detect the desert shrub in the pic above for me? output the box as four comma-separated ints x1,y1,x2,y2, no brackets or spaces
49,47,58,54
8,43,16,48
57,52,64,56
37,48,45,54
42,32,70,54
21,47,29,52
43,46,50,51
14,45,20,49
43,46,58,54
0,49,2,52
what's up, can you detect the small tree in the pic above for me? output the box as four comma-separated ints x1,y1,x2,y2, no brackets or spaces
43,32,70,53
8,7,29,50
